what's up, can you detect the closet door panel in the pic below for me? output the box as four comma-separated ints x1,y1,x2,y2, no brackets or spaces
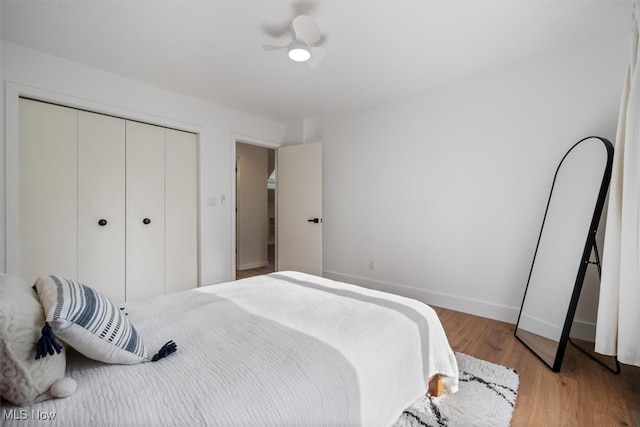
78,111,126,302
19,99,78,283
165,129,198,293
126,121,166,300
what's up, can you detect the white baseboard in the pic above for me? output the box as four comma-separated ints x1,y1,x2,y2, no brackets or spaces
569,319,596,342
238,261,268,270
322,269,596,342
323,270,520,323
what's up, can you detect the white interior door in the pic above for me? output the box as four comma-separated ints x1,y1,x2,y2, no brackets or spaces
277,142,323,275
126,121,166,300
19,99,78,284
78,111,126,302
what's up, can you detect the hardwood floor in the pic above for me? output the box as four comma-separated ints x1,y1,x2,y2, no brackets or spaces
435,306,640,426
235,264,274,280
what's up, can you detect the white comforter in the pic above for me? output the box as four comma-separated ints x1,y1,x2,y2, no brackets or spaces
7,271,458,426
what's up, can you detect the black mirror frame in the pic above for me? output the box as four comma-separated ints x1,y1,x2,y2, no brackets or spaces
515,136,614,372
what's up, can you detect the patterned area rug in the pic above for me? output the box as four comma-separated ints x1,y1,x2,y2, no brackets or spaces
393,353,519,427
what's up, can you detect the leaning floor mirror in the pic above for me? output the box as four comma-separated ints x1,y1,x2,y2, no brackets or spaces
515,136,613,372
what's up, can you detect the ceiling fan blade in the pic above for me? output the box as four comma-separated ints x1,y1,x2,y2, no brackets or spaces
291,15,322,45
261,22,292,39
263,44,288,51
310,33,327,48
308,47,326,70
293,1,315,17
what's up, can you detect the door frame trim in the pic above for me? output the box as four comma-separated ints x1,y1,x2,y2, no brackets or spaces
230,134,282,280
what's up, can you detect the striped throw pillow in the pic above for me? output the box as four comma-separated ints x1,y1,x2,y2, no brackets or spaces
34,275,150,364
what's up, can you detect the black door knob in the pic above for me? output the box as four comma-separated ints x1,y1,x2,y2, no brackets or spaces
143,218,151,225
98,219,107,226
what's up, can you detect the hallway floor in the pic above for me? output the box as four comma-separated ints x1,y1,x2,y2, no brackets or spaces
236,244,275,280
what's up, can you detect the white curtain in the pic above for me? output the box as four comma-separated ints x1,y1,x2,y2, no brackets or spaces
595,0,640,367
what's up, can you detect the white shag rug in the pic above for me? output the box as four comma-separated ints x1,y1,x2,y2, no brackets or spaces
393,353,519,427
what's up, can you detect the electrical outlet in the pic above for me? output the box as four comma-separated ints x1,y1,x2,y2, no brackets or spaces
368,259,374,270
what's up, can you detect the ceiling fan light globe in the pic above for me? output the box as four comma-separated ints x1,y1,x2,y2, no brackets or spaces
288,46,311,62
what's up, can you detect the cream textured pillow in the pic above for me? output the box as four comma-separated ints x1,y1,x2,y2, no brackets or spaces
0,274,76,406
34,275,176,365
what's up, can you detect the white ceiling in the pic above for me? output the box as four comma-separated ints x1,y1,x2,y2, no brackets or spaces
0,0,631,122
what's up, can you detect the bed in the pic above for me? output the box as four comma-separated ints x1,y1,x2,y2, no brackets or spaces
1,271,458,426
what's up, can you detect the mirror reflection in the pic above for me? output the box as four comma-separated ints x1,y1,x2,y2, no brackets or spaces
515,136,613,371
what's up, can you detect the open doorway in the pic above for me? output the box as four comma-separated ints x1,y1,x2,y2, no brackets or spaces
235,142,276,280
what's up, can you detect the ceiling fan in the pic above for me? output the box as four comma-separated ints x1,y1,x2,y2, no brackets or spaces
263,15,326,70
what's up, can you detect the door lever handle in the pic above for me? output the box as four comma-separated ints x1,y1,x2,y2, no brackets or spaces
307,218,322,224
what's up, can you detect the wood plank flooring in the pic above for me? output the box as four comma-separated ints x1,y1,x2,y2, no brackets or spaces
235,264,274,280
434,306,640,427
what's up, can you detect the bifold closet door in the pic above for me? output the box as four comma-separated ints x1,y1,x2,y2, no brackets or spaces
78,111,126,302
19,99,78,284
165,129,198,293
19,99,198,300
126,121,166,301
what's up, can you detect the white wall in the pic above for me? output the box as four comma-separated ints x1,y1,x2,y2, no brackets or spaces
1,41,286,285
319,35,628,338
2,33,628,339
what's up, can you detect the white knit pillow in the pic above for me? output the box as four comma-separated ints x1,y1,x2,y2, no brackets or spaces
0,274,76,406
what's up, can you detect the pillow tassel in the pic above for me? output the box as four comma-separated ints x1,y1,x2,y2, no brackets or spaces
35,323,62,359
151,340,177,362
